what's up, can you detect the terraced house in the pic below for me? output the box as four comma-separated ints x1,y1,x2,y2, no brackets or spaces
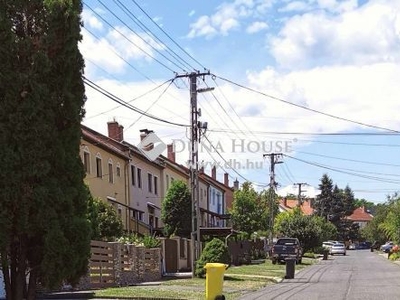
81,121,237,237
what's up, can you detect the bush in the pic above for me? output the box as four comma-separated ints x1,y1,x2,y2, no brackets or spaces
195,238,230,278
313,246,326,254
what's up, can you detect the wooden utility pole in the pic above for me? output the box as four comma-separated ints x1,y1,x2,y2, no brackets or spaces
263,153,283,245
175,71,211,277
294,182,307,207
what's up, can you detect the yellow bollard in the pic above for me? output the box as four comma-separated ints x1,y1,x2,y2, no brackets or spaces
204,263,227,300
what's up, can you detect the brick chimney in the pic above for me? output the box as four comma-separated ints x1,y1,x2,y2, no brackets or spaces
211,166,216,179
224,173,229,186
167,144,175,162
233,179,239,190
108,121,124,142
199,166,204,174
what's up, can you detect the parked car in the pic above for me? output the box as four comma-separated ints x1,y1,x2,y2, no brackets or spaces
380,241,394,253
330,243,346,256
270,237,303,264
322,241,334,252
348,243,356,250
357,241,372,250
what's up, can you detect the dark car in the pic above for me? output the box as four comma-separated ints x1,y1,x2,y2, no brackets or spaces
357,241,371,250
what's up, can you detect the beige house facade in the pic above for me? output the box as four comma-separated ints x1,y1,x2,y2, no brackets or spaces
81,124,131,230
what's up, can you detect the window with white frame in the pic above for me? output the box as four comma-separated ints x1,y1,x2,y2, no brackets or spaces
83,147,90,174
137,168,142,188
96,153,102,178
148,173,153,193
108,159,113,183
154,176,158,195
116,162,121,177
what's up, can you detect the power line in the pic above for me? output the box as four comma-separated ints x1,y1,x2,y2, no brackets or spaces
130,0,206,70
83,2,176,73
83,76,190,128
284,154,400,184
214,74,400,134
112,0,196,72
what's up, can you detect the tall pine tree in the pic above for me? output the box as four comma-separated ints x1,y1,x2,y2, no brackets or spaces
0,1,90,299
314,174,334,220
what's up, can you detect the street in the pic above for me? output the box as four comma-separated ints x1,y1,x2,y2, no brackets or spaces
240,250,400,300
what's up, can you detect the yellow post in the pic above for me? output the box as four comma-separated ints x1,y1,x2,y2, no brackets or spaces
204,263,227,300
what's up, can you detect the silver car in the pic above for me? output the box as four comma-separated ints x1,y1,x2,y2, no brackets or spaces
330,243,346,255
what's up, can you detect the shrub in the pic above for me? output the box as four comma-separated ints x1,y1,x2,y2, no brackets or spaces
195,238,230,278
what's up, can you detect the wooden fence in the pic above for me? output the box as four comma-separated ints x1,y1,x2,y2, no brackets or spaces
78,240,162,290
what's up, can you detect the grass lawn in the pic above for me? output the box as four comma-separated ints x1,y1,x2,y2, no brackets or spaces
94,257,317,300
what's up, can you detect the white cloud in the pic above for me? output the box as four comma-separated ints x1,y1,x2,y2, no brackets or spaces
279,1,311,12
81,10,103,30
270,0,400,69
189,10,195,17
187,0,274,38
246,21,269,33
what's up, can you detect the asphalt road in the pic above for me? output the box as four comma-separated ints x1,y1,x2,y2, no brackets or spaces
239,250,400,300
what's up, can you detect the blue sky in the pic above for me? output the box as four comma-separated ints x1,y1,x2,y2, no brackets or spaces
80,0,400,203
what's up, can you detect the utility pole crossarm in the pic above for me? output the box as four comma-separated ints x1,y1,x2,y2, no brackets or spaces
294,182,308,207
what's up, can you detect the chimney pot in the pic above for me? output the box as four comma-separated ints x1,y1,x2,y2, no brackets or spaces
167,144,175,162
211,166,216,179
224,173,229,186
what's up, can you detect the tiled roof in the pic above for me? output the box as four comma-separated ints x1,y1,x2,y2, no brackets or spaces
279,198,314,216
81,125,129,159
346,206,373,222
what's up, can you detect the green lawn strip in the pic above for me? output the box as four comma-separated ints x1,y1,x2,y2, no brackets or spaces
93,258,319,300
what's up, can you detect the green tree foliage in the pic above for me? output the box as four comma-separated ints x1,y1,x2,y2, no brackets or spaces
161,180,191,237
342,185,356,216
195,238,230,278
314,174,334,219
378,193,400,243
0,0,90,298
87,195,123,241
274,208,337,252
229,182,271,238
361,203,389,244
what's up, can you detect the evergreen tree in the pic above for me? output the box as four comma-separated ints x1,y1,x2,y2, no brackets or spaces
161,180,191,237
342,185,356,216
329,185,345,225
0,1,90,298
314,174,334,220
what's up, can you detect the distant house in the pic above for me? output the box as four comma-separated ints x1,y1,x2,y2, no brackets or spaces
346,206,373,228
278,197,314,216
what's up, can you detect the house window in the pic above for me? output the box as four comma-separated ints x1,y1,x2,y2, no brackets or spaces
154,176,158,195
148,173,153,193
131,165,136,186
108,159,113,183
96,154,102,178
116,163,121,177
166,174,169,190
137,168,142,188
83,151,90,174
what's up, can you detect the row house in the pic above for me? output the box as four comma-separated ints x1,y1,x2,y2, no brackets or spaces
80,124,131,230
81,120,238,236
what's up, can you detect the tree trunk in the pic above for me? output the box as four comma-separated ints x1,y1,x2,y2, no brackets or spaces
27,267,38,300
1,251,11,300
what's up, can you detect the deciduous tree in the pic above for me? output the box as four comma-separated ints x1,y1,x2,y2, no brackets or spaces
161,180,191,237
